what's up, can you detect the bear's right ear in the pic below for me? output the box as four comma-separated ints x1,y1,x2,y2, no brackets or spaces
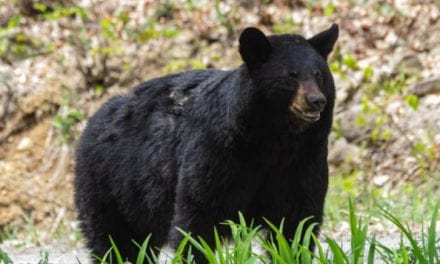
239,27,272,69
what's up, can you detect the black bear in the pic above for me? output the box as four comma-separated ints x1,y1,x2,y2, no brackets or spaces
74,24,338,263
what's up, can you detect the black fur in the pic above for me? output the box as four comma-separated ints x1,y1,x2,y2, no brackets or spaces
74,25,338,263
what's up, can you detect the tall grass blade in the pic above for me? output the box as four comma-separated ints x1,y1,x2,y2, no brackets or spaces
172,234,191,264
135,236,151,264
261,235,284,264
291,217,311,254
326,237,348,264
95,248,112,264
37,250,49,264
400,245,410,264
198,236,218,263
177,227,221,263
177,228,206,257
300,222,318,264
238,228,259,264
75,256,83,264
427,202,439,263
109,236,124,264
264,219,294,264
312,234,329,264
213,228,226,264
349,198,367,264
378,205,428,264
367,235,376,264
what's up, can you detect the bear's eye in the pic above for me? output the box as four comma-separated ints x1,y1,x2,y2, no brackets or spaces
314,71,322,80
289,71,298,79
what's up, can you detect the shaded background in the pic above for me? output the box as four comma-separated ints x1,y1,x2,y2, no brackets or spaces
0,0,439,247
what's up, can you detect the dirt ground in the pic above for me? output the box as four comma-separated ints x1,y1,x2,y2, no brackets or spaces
0,242,89,264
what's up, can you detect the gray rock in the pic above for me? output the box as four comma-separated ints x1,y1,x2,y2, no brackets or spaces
328,138,361,166
410,77,440,97
337,105,375,142
392,54,424,76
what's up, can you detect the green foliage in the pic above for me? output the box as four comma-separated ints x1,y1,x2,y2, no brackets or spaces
382,73,408,94
178,214,261,264
325,164,439,233
0,30,54,61
362,66,374,82
348,198,369,264
410,140,436,171
1,202,439,263
53,109,85,144
324,3,335,17
404,94,419,110
214,0,236,36
53,89,86,144
0,4,89,61
89,202,440,263
109,236,125,264
37,250,49,264
94,85,104,96
329,50,358,79
377,202,440,264
264,217,317,263
134,236,153,264
272,18,295,34
163,59,207,74
343,55,359,70
6,15,21,29
0,248,13,264
325,168,363,226
41,5,88,21
64,3,181,92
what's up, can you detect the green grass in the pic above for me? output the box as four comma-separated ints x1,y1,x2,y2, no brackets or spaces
94,202,440,263
324,168,439,230
2,201,437,264
0,248,13,264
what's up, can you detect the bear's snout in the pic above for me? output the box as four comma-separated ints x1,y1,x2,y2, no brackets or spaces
290,80,326,122
306,93,327,112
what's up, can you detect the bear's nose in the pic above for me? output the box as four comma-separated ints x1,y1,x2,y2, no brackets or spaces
306,94,327,111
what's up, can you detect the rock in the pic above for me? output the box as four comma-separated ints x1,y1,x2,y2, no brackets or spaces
373,174,389,186
392,54,424,76
337,105,375,141
17,137,33,151
410,77,440,97
328,138,362,166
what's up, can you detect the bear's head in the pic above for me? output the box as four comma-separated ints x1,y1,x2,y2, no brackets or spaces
239,24,339,126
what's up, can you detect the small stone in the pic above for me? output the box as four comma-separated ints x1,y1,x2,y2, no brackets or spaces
338,105,375,141
410,78,440,97
17,137,33,151
328,138,361,166
373,175,389,186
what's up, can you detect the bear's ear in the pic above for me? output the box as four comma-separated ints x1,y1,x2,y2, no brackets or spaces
308,24,339,60
239,27,272,69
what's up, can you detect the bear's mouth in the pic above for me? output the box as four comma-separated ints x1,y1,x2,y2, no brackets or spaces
291,107,321,122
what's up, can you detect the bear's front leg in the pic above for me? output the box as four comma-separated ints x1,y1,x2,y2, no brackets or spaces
166,190,222,264
285,151,329,253
165,162,239,263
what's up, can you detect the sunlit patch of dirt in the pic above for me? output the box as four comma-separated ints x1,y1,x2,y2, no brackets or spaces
0,118,75,233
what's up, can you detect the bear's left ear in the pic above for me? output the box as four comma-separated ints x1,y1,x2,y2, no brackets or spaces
239,27,272,69
308,24,339,60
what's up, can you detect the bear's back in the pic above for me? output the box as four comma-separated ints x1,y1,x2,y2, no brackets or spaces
74,68,233,225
